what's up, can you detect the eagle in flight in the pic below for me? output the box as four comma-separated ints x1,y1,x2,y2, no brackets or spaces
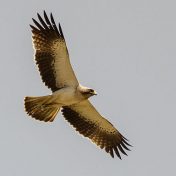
24,11,131,159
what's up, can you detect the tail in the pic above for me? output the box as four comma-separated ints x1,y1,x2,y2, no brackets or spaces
24,96,60,122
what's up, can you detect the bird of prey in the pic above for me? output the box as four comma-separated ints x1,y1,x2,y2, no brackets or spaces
24,11,131,159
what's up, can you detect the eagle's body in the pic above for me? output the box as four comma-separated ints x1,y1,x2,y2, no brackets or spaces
53,86,83,105
52,85,94,105
24,11,131,159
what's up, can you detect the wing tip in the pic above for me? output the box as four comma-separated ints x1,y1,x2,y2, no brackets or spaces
62,105,131,159
59,23,65,39
109,134,132,159
31,11,65,40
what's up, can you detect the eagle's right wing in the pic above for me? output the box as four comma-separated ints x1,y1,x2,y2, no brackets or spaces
62,100,131,159
30,11,79,92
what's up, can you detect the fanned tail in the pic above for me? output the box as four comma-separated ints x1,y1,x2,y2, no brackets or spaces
24,96,60,122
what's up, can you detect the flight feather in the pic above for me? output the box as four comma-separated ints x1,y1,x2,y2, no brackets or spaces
30,11,78,92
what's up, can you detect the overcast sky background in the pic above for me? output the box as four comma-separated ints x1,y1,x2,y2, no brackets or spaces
0,0,176,175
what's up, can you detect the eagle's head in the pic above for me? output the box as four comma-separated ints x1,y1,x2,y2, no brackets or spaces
78,85,97,98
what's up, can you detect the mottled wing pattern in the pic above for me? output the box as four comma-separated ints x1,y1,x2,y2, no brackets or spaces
30,11,79,92
62,100,131,158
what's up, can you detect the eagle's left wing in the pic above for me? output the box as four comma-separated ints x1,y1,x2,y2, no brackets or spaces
30,11,79,92
62,100,131,158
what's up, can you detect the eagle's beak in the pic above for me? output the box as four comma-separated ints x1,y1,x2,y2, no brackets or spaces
93,91,97,95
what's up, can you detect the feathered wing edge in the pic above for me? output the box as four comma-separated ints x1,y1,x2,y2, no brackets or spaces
24,96,61,122
30,11,66,92
61,102,131,159
30,11,65,39
30,11,78,92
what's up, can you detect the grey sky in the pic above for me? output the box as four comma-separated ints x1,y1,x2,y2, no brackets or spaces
0,0,176,175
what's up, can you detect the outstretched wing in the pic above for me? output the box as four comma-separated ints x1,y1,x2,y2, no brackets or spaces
30,11,79,92
62,100,131,159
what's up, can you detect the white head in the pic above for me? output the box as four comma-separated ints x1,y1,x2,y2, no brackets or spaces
78,85,97,99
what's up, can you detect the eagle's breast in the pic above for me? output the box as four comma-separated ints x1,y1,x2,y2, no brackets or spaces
52,87,84,105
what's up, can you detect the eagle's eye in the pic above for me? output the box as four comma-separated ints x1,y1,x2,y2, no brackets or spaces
81,89,97,96
89,89,97,95
89,89,94,93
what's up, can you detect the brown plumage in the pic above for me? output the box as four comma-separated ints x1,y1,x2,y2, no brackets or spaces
24,11,131,159
24,96,60,122
30,11,77,92
62,100,131,158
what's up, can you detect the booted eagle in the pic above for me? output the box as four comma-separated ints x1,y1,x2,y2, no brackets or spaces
24,11,131,159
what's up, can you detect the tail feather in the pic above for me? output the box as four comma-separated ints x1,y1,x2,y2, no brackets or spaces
24,96,60,122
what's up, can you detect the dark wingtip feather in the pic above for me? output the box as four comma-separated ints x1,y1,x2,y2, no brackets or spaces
32,18,44,30
118,144,128,156
50,13,60,36
43,11,53,29
109,148,114,158
30,24,36,30
59,23,65,39
121,141,131,151
122,136,133,146
122,135,129,141
37,12,48,29
123,139,132,147
50,13,54,23
43,10,47,18
114,147,121,159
